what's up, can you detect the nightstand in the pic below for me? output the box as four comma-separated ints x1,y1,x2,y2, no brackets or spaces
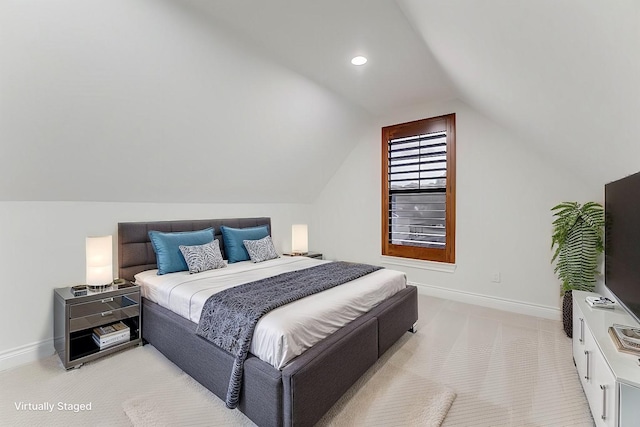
54,282,141,369
283,252,323,260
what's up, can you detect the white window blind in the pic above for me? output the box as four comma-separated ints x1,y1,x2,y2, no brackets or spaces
388,131,448,249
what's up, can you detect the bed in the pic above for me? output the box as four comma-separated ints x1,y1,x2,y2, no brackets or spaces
118,217,418,427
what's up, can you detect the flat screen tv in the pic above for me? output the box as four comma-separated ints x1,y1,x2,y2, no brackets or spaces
605,171,640,324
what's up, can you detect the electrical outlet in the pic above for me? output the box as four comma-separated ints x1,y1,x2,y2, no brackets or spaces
491,272,501,283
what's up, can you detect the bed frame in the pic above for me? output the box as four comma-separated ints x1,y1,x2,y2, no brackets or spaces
118,218,418,427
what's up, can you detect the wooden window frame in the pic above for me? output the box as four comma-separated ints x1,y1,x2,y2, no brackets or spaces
381,113,456,263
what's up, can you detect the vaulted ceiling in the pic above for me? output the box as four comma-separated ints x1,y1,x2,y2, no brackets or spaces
178,0,456,115
194,0,640,188
2,0,638,202
399,0,640,189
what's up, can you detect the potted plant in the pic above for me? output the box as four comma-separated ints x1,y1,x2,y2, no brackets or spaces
551,201,604,337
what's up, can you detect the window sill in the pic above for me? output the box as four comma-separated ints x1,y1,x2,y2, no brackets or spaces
379,255,457,273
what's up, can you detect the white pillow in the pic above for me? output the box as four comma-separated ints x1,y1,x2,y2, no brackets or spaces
179,240,226,273
243,236,279,263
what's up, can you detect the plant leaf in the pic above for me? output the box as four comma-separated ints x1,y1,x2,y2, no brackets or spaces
550,201,604,293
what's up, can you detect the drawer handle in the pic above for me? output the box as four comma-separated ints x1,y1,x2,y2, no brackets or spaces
600,384,607,420
101,297,114,303
579,318,584,343
584,350,590,380
101,311,113,317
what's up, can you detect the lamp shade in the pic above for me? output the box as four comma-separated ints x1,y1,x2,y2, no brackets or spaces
86,235,113,286
291,224,308,255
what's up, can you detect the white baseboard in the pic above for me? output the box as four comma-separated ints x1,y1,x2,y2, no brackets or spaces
0,339,55,372
410,281,561,320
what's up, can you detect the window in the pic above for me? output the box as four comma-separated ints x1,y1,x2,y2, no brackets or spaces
381,113,456,263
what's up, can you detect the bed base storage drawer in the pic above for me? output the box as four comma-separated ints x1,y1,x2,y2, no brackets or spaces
283,316,378,427
371,285,418,356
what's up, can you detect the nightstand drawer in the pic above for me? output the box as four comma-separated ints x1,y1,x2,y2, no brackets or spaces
69,292,139,318
69,305,139,333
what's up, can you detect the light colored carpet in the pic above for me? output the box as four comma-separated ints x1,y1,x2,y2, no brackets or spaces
0,345,183,427
1,294,592,426
123,338,456,427
418,296,593,426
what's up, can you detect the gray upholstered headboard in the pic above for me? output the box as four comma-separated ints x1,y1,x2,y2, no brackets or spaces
118,217,272,282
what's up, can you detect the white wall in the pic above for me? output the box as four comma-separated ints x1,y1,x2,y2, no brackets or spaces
0,201,310,370
312,99,599,318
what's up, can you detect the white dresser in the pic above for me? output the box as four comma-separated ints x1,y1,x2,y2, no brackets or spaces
573,291,640,426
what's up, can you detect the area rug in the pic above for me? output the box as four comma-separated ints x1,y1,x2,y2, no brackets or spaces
123,350,456,427
123,373,252,427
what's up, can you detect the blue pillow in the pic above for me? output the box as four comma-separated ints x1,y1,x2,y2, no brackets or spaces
148,228,214,275
220,225,269,263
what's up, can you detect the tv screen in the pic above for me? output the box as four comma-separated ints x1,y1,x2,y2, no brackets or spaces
605,171,640,324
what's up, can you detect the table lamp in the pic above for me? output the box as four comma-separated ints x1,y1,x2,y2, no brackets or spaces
291,224,308,256
86,235,113,292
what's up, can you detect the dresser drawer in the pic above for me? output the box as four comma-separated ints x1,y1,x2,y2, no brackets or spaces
69,305,139,333
69,292,139,318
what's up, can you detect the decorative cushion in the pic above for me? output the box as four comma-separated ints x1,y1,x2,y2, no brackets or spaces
220,225,269,263
148,228,214,275
179,240,226,273
243,236,279,263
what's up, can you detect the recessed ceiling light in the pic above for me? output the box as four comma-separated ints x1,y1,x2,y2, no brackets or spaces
351,56,367,66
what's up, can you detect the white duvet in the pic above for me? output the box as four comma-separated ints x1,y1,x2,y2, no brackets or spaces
135,257,406,369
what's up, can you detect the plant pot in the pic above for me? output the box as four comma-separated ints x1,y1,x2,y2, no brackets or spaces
562,290,572,338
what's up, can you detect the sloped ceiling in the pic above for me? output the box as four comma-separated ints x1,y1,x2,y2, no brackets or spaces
2,0,636,203
179,0,455,116
399,0,640,188
0,0,375,203
185,0,640,189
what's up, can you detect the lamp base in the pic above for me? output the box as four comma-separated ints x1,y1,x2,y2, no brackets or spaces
87,283,113,293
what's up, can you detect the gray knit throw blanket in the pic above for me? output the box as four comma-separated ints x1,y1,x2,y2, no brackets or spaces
196,261,383,409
